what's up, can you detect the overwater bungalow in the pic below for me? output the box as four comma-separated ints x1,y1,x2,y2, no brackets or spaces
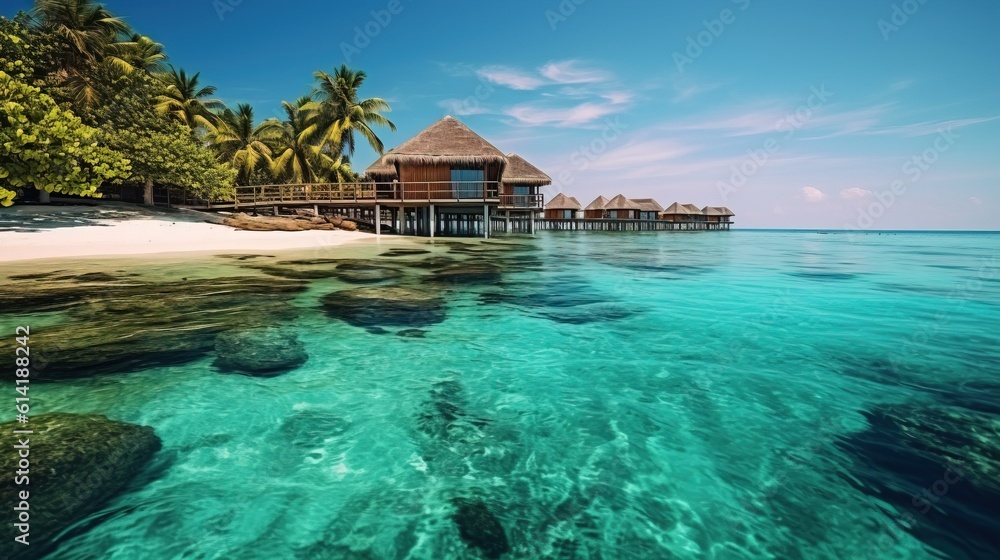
661,202,699,222
631,198,664,221
584,196,611,219
604,195,642,220
499,153,550,233
379,115,508,236
702,206,736,226
544,193,582,219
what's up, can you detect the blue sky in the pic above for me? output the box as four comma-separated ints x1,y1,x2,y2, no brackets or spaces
9,0,999,229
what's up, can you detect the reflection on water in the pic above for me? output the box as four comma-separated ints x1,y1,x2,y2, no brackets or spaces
1,231,999,559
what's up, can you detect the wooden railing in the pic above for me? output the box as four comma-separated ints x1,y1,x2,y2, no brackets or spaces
499,194,544,208
234,181,502,206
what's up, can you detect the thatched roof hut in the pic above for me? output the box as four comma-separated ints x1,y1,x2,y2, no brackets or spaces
702,206,736,221
663,202,696,215
584,195,610,219
504,153,552,186
604,194,641,219
384,115,507,168
585,196,610,211
545,193,582,211
605,195,642,211
364,151,397,181
630,198,664,213
702,206,735,217
682,203,702,214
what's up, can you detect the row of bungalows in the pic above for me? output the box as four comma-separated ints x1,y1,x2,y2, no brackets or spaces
542,195,734,231
222,114,732,235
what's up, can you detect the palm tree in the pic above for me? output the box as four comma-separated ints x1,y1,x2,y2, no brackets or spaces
313,65,396,157
155,66,225,131
31,0,134,106
209,104,282,185
271,98,352,184
121,33,167,74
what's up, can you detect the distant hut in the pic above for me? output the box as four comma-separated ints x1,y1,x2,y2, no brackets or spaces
631,198,664,220
501,153,550,210
661,202,698,222
702,206,735,223
604,194,642,220
544,193,582,219
584,195,611,219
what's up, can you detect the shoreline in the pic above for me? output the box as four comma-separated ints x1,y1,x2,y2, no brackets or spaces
0,218,377,264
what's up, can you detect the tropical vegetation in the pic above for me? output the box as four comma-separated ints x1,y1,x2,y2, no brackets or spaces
0,0,395,207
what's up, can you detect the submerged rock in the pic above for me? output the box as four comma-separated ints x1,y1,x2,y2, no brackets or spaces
838,403,1000,559
214,327,309,376
431,263,503,286
451,498,510,559
334,263,404,284
0,414,162,560
1,276,307,380
279,409,352,449
379,248,432,257
321,286,446,329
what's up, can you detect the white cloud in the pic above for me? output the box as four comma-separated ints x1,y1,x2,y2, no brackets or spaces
476,66,546,90
841,187,874,200
802,186,826,202
539,61,611,85
505,101,622,127
970,196,983,205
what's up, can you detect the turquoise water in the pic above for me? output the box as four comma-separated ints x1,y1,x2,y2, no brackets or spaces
2,230,999,559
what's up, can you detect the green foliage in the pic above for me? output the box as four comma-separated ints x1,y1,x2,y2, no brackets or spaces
209,103,281,186
0,69,131,206
82,70,235,200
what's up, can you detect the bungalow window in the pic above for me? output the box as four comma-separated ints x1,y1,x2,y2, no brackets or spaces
513,185,532,207
562,210,573,219
451,169,485,199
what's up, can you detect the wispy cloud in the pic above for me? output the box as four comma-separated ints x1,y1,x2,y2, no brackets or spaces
539,61,611,85
802,186,826,202
475,66,546,90
587,139,697,171
841,187,874,200
474,60,613,91
505,101,622,127
863,116,1000,137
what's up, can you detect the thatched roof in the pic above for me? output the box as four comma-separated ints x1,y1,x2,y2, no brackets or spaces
545,193,582,210
585,195,610,211
703,206,735,217
682,203,702,214
631,198,664,212
384,116,507,167
364,151,397,180
663,202,698,215
504,153,551,186
605,194,642,210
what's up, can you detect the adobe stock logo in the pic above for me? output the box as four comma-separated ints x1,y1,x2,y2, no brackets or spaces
878,0,931,41
672,0,752,73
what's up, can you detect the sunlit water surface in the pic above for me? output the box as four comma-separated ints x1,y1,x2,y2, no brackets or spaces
2,230,998,559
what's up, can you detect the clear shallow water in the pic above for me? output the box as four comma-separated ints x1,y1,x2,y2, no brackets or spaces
2,230,999,559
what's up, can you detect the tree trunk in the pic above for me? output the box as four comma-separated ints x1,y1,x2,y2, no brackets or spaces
37,189,51,204
143,177,154,206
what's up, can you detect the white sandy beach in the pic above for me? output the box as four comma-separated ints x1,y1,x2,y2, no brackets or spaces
0,218,373,263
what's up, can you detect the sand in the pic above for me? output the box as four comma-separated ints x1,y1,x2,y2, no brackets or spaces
0,219,374,263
